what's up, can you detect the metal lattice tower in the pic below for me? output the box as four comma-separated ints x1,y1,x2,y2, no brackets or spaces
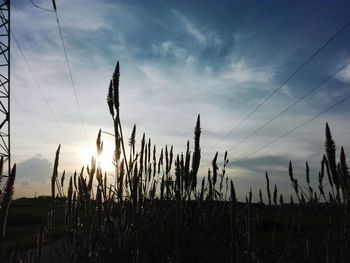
0,0,9,177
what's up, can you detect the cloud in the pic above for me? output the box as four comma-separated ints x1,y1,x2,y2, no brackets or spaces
16,156,53,184
222,59,274,84
14,156,53,197
151,40,187,61
173,11,224,50
228,155,291,174
179,16,206,44
336,63,350,83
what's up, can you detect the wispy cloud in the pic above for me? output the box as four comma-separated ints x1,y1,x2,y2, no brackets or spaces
336,63,350,83
151,40,187,60
178,15,206,44
173,10,224,49
222,59,274,83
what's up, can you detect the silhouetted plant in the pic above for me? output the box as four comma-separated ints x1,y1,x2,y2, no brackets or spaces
0,158,16,261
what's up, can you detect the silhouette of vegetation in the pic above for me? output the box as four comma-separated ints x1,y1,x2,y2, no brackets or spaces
0,156,16,261
3,62,350,262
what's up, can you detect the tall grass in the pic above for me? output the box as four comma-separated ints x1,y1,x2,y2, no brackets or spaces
8,62,350,262
0,157,16,262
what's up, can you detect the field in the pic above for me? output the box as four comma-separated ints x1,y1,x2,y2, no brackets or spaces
4,198,65,259
1,63,350,262
3,198,349,262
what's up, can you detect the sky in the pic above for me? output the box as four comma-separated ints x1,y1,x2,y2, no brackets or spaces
10,0,350,199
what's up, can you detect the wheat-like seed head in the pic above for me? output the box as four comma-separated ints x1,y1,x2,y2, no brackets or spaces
0,164,16,237
51,144,61,199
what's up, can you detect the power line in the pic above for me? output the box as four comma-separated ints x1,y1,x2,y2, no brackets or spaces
26,0,90,148
230,91,350,165
53,2,90,147
209,19,350,155
227,61,350,152
11,29,71,147
30,0,55,13
12,3,90,164
12,29,84,158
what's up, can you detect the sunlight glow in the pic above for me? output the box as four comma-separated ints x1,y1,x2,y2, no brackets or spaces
79,143,115,172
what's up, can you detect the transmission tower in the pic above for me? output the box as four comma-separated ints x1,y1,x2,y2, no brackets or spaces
0,0,10,176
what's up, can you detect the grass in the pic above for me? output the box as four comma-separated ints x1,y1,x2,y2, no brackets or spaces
1,61,350,262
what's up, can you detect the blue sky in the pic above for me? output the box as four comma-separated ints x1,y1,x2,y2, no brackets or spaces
11,0,350,199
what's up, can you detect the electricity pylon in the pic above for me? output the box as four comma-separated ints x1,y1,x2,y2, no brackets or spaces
0,0,10,177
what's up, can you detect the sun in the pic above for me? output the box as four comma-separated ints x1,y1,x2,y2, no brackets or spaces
79,144,115,172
